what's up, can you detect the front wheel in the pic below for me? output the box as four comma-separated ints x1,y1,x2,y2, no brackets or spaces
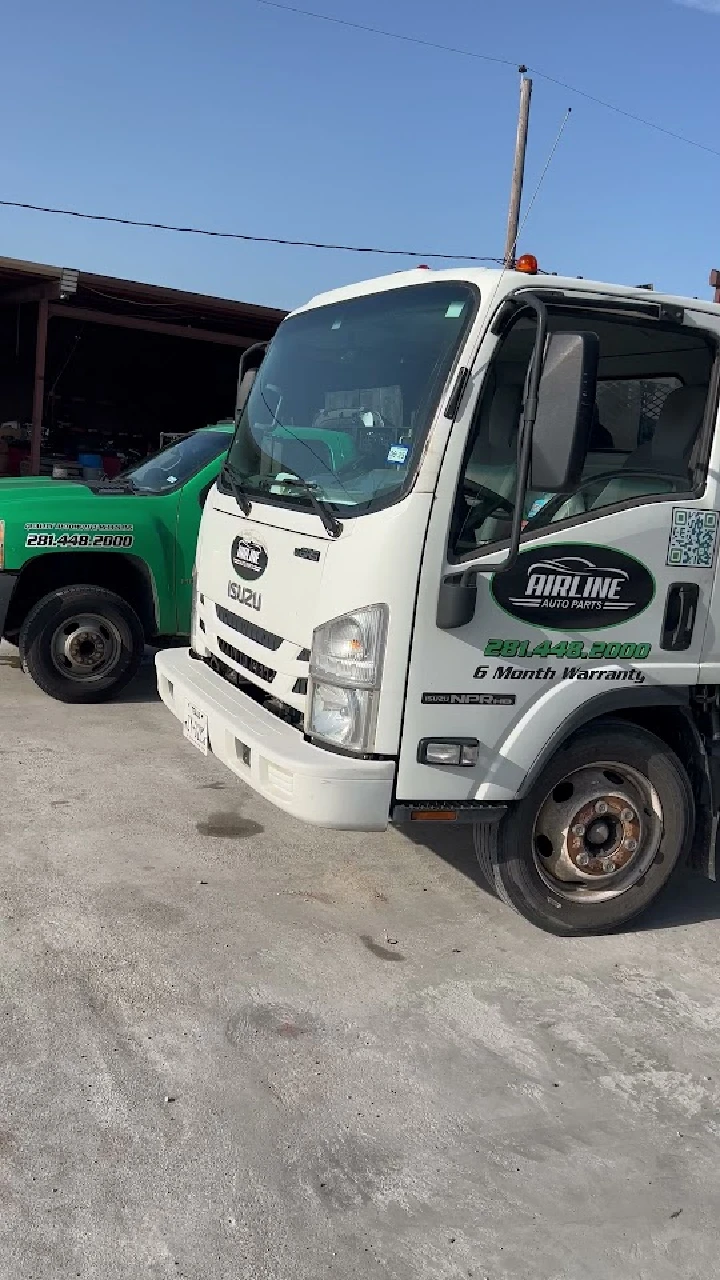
475,720,694,936
19,585,145,703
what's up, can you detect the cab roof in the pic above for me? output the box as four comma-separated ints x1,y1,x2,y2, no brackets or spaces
294,266,720,322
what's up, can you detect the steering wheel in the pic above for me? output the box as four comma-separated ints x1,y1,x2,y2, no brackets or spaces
522,469,690,533
458,478,515,540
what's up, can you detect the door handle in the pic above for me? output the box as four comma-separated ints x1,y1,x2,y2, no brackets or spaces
660,583,699,652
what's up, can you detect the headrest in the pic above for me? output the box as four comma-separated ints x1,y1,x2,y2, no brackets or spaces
650,386,706,460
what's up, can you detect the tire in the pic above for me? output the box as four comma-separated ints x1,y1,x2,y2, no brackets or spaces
19,585,145,704
474,719,694,936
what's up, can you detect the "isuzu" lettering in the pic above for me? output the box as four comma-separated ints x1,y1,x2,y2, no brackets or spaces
228,581,261,611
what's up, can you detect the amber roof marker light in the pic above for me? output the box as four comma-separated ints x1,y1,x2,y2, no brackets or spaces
515,253,539,275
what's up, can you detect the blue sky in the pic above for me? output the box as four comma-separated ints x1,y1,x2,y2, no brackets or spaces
1,0,718,310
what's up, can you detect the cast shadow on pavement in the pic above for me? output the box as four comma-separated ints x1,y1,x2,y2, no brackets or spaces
116,659,161,703
402,823,720,932
118,655,720,933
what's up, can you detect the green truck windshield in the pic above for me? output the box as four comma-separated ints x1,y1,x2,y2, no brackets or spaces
225,281,476,517
121,430,230,495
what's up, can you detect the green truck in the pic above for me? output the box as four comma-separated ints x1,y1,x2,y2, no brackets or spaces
0,423,234,702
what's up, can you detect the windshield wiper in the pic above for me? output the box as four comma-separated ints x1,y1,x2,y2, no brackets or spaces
220,460,252,515
99,477,137,494
272,472,343,538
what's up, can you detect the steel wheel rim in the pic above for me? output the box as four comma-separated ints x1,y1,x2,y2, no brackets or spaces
532,759,663,902
49,613,123,682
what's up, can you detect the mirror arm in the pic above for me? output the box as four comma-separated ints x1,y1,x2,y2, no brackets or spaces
459,293,548,583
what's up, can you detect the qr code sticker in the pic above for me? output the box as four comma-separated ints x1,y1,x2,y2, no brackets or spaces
667,508,719,567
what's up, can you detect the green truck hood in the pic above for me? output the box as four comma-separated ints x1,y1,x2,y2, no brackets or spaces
0,478,93,503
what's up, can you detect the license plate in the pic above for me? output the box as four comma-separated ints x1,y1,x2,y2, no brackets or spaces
184,701,208,755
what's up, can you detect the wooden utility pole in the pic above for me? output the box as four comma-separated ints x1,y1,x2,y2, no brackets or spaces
504,66,533,269
710,268,720,304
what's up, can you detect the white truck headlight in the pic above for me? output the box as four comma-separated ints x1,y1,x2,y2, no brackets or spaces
307,604,388,752
309,684,372,749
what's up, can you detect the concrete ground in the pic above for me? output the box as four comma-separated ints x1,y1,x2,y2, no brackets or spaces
2,647,720,1279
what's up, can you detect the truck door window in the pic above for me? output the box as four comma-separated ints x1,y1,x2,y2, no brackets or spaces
451,311,714,558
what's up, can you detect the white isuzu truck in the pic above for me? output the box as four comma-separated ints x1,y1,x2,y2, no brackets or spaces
156,259,720,935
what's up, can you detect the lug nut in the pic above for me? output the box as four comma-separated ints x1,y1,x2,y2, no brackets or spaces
624,837,638,853
595,800,608,815
621,808,634,822
602,857,616,874
576,852,590,867
572,824,585,836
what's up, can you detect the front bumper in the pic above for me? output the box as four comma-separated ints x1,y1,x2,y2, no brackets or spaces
156,648,396,831
0,572,17,636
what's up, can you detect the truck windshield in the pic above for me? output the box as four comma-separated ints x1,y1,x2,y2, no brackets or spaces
225,281,476,516
119,430,229,494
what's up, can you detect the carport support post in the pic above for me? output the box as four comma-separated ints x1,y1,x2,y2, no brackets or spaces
30,298,49,476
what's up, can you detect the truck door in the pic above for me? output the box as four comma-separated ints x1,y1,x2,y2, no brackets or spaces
395,300,720,804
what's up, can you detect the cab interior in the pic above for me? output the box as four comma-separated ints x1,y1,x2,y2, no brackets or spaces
454,306,716,553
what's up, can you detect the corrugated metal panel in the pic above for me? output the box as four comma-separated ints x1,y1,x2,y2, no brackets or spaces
0,254,286,338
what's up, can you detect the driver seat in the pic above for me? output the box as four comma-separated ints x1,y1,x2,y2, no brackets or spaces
591,385,706,510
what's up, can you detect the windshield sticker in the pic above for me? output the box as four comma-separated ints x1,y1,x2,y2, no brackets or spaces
526,496,551,519
25,522,134,549
482,639,651,661
522,495,552,528
387,444,409,464
422,692,516,706
445,302,466,318
667,508,718,567
491,544,655,631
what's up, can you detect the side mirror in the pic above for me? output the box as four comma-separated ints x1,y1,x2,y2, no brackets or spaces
235,342,267,423
530,332,598,491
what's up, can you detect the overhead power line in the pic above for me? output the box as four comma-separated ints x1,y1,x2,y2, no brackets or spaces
256,0,517,67
253,0,720,160
0,198,503,262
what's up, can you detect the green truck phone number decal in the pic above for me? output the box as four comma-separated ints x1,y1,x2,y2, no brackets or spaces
24,522,134,550
484,638,652,661
26,532,134,548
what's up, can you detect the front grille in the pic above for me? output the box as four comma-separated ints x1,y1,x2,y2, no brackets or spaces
217,635,276,684
215,604,283,652
201,654,303,729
